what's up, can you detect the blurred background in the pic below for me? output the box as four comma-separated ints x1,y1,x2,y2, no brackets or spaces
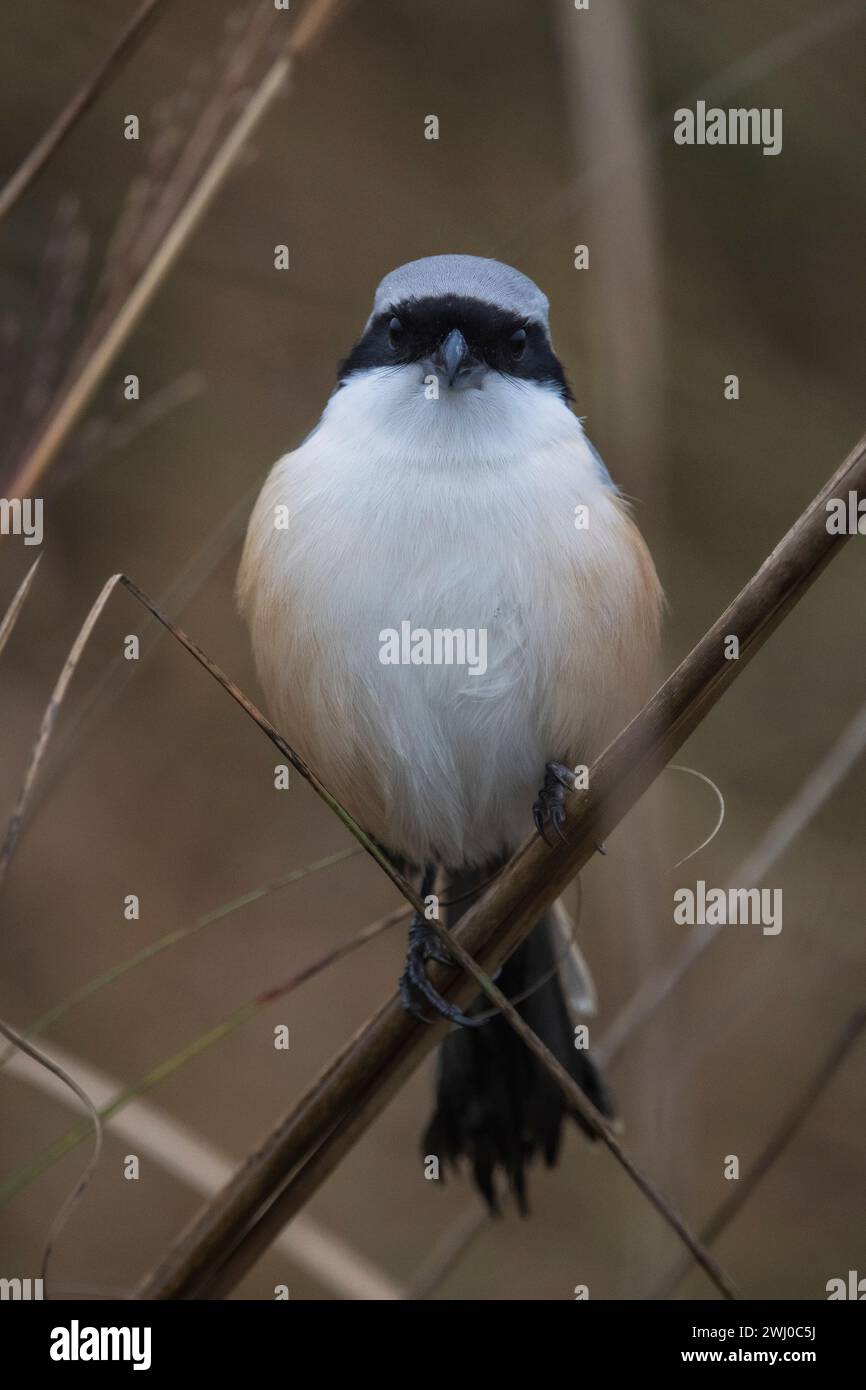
0,0,864,1300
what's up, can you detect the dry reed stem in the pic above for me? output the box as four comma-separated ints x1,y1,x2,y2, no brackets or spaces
0,0,170,223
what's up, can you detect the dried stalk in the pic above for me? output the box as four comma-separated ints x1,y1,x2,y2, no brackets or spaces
0,0,170,224
0,1018,102,1283
0,846,362,1067
0,556,41,658
8,1038,401,1300
0,574,121,887
598,696,866,1067
651,1005,866,1298
403,1203,490,1301
0,903,413,1207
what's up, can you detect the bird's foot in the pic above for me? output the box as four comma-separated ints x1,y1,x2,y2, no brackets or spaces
532,761,579,846
399,914,481,1028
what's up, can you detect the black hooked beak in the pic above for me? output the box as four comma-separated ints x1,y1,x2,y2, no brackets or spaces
433,328,475,387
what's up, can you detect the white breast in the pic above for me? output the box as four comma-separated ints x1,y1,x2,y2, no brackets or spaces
238,367,662,868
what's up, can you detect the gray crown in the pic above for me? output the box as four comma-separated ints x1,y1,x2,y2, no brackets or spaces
367,254,551,334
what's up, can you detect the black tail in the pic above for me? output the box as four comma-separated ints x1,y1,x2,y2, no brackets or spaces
423,872,615,1214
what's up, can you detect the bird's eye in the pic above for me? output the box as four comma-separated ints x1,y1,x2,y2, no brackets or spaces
388,316,405,349
508,327,527,360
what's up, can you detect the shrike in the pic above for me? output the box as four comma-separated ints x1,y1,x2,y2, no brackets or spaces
238,255,663,1209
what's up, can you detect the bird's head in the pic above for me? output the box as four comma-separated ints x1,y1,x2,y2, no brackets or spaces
337,254,572,404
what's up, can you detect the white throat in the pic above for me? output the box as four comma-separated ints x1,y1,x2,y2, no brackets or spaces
323,365,582,473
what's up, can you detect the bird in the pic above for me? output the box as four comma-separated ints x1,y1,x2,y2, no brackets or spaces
237,254,663,1211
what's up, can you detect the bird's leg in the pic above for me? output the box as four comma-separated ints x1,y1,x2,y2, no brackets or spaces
399,863,481,1028
532,761,579,845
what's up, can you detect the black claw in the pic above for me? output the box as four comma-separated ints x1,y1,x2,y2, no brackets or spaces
533,760,576,845
399,913,482,1029
399,966,432,1023
536,819,557,849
